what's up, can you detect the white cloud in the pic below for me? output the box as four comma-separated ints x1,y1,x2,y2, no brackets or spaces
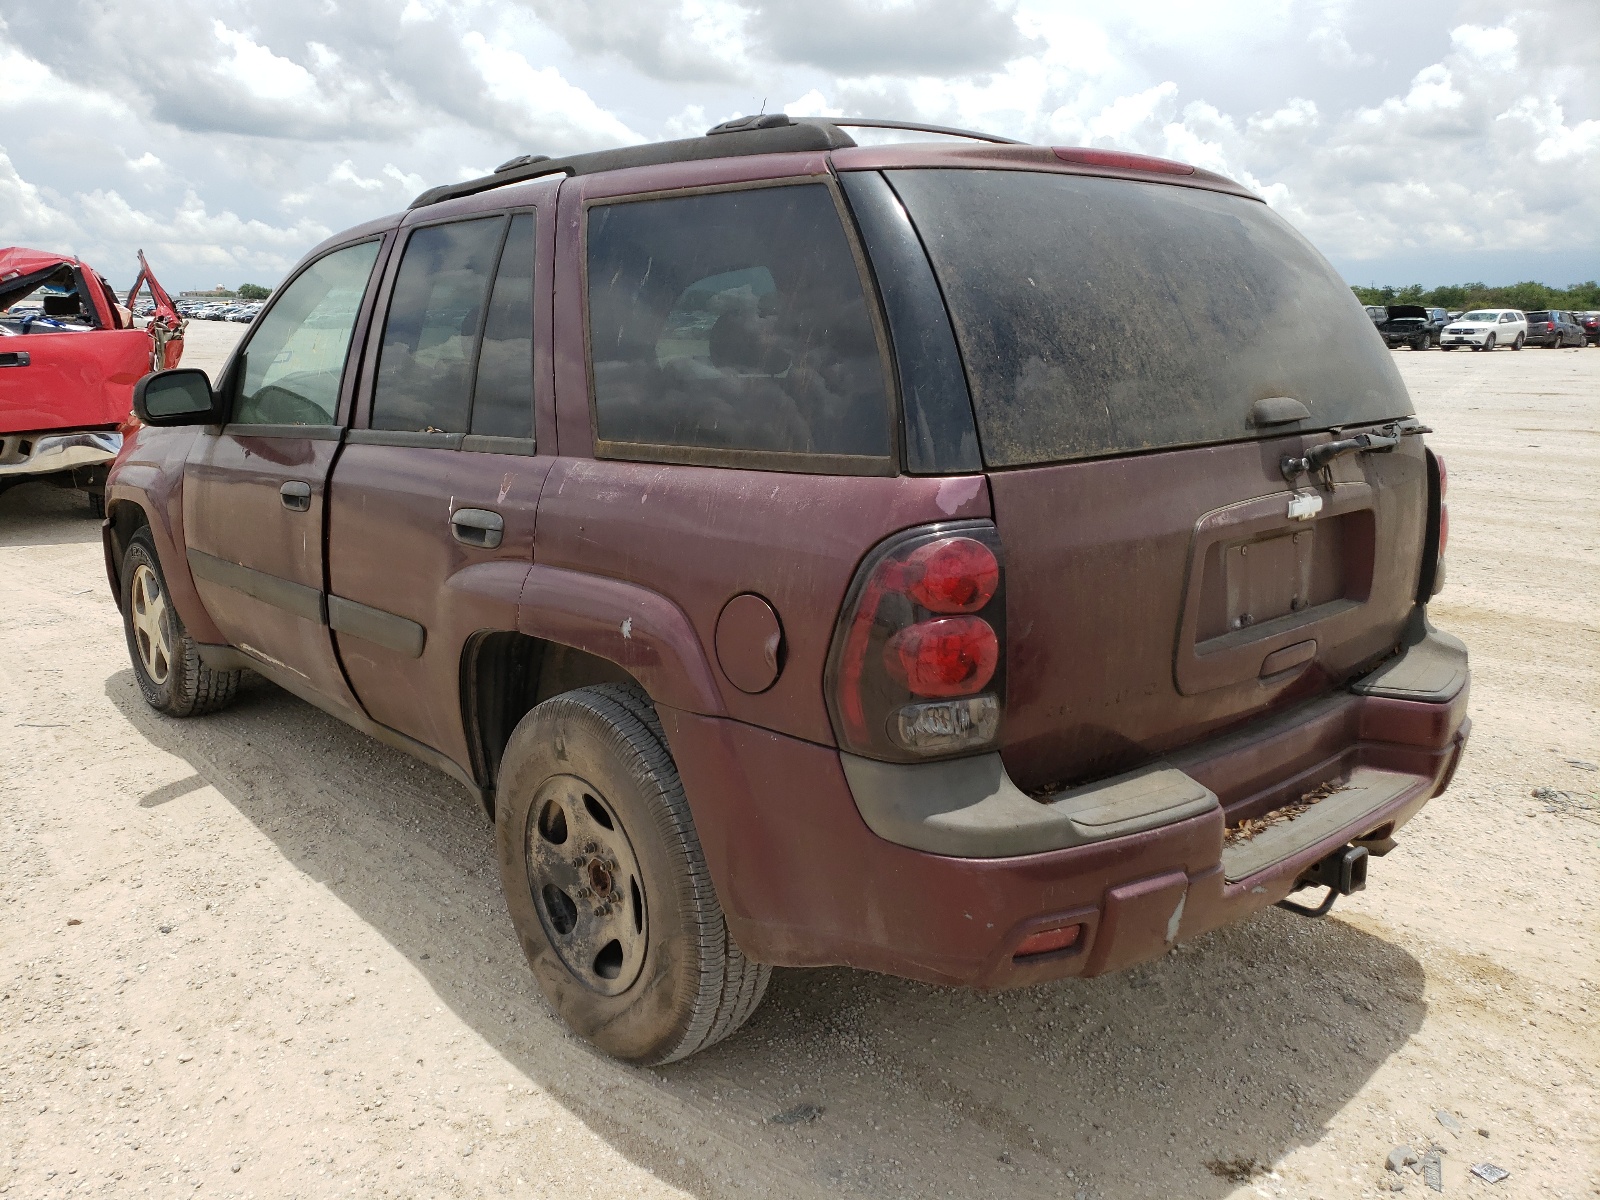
1450,23,1518,69
1,0,1594,289
460,32,640,149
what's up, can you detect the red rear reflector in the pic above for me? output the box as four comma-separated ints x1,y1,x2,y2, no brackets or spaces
884,616,999,697
904,537,999,613
1436,453,1447,500
1014,923,1082,958
1053,147,1195,175
1437,506,1449,560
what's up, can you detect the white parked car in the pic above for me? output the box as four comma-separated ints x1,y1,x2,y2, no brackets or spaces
1440,309,1526,351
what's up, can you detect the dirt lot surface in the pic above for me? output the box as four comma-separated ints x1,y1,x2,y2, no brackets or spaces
2,329,1596,1200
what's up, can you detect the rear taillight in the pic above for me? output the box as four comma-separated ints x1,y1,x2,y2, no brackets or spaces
827,522,1005,762
1436,454,1449,562
1420,448,1448,599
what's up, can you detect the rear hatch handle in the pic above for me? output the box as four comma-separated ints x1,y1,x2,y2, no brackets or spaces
1281,417,1431,484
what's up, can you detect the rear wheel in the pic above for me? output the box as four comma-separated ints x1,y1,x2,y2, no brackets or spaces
121,529,242,717
1512,333,1524,350
495,684,769,1064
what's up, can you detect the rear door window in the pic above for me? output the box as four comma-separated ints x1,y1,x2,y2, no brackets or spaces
373,218,504,433
471,212,536,439
585,183,892,468
887,170,1412,467
233,241,380,426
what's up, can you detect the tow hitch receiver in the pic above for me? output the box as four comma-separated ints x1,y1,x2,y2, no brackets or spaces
1276,845,1369,918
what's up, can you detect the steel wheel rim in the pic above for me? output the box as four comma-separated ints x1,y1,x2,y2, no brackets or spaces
130,563,173,686
525,774,648,996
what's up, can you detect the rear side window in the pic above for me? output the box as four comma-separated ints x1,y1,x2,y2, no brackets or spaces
888,170,1412,467
373,218,503,433
234,240,380,426
585,183,892,467
471,213,536,438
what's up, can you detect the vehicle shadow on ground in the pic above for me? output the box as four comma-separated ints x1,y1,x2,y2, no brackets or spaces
0,483,102,548
109,670,1425,1200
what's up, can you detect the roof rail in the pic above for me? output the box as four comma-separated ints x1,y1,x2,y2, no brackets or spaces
818,117,1024,145
409,119,857,210
408,113,1026,210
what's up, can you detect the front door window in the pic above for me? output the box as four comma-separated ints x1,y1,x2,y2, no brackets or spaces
233,241,381,426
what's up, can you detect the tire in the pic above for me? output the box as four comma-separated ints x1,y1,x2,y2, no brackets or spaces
495,684,769,1064
120,529,241,717
1512,333,1523,350
1482,334,1496,351
1410,335,1427,351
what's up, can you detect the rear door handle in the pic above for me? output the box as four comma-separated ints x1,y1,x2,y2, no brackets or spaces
0,352,30,368
450,507,503,549
280,481,312,512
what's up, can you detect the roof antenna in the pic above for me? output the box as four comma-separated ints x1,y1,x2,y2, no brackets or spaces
759,97,767,114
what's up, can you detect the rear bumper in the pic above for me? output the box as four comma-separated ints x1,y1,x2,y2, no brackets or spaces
663,613,1469,988
0,430,121,480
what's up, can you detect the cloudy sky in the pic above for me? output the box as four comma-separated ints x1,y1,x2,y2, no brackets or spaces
2,0,1596,291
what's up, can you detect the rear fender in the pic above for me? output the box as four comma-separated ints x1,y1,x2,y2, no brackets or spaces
515,565,726,718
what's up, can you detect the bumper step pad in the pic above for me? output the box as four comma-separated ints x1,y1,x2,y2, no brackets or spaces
1221,767,1416,882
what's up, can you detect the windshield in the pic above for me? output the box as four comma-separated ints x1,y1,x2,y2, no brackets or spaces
1461,311,1499,321
886,169,1411,467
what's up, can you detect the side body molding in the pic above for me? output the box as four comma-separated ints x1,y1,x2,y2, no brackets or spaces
516,565,727,717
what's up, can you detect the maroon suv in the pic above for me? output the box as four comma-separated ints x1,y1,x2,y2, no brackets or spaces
104,115,1469,1064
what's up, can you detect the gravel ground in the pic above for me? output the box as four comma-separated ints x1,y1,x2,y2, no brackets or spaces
1,330,1596,1200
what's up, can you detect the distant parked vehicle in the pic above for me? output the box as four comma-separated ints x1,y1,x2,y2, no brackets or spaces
1440,310,1526,351
1376,305,1448,350
1579,312,1600,346
1364,305,1388,324
1525,310,1583,348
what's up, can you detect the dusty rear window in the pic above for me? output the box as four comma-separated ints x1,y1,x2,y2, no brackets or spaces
887,170,1412,467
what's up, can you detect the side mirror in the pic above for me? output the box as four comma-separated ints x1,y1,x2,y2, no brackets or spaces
133,368,225,426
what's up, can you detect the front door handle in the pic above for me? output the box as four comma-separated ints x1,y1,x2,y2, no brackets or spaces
450,507,503,549
0,352,30,368
279,480,312,512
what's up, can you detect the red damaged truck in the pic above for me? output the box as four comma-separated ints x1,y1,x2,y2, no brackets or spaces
0,247,184,513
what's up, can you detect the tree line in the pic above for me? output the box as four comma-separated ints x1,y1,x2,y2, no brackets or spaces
1352,280,1600,311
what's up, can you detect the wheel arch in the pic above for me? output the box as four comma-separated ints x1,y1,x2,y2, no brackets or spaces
461,566,728,815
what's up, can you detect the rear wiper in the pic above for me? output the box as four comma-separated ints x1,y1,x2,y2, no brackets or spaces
1280,417,1431,484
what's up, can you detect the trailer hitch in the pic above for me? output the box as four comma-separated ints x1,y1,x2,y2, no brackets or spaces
1275,844,1369,918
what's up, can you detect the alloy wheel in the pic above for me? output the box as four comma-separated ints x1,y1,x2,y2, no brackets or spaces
526,774,648,996
130,563,173,685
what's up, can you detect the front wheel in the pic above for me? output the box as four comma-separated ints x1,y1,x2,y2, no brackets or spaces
1411,335,1427,350
121,529,242,717
1482,334,1496,351
1512,333,1524,350
495,683,769,1064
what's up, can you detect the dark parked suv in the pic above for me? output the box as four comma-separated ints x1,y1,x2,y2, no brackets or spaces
1524,310,1583,348
104,116,1469,1064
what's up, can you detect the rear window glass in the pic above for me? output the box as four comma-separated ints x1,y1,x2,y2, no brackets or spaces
887,170,1412,467
1527,312,1550,322
586,184,891,463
